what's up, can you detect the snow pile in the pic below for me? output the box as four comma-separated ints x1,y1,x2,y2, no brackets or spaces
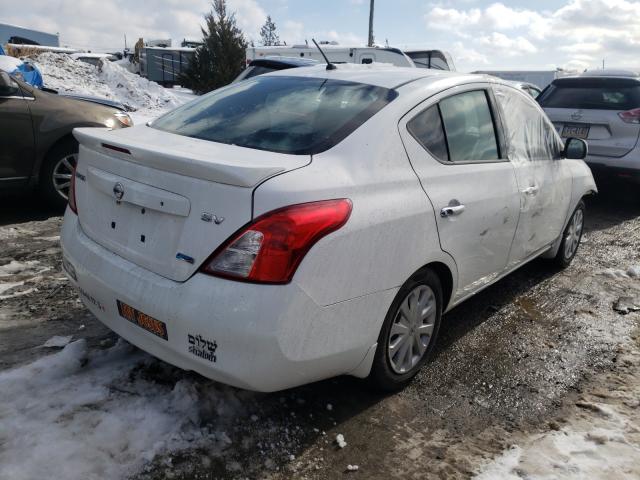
34,52,182,112
0,339,243,480
474,400,640,479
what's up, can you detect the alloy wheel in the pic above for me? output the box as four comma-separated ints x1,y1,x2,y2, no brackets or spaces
52,153,77,201
387,285,437,374
564,208,584,260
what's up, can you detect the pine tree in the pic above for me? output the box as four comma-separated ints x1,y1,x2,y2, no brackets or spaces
180,0,248,94
260,15,279,46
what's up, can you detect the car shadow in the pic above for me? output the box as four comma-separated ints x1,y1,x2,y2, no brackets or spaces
0,192,64,227
584,180,640,234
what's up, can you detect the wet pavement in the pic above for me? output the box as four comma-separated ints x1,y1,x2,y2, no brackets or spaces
0,183,639,479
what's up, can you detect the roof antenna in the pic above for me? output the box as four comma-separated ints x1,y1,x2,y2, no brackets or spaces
312,38,336,70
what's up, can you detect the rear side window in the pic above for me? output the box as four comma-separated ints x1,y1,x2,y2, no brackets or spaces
152,76,397,155
439,91,499,162
407,105,448,162
538,78,640,110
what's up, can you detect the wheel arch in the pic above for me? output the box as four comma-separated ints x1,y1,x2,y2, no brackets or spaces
412,260,455,312
32,133,78,185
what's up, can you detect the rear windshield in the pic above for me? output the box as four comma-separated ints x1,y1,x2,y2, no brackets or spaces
151,76,397,155
538,78,640,110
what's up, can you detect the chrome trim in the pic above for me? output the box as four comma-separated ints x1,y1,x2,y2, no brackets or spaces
0,95,34,101
0,176,29,181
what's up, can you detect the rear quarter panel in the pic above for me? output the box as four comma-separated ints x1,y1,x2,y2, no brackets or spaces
252,106,456,309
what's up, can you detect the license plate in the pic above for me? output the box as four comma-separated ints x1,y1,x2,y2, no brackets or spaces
117,300,168,340
561,124,590,139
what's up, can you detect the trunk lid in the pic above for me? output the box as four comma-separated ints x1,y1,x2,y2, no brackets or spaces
72,126,310,282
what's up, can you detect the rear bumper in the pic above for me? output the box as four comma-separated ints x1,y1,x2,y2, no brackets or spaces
586,150,640,183
60,211,388,391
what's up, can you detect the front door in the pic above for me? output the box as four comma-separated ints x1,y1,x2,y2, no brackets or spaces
399,85,521,299
0,75,35,182
493,85,572,265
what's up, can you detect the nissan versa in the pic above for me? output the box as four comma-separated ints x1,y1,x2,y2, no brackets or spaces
60,65,596,392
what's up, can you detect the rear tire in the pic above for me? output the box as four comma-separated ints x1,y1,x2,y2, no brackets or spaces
553,200,585,268
367,268,443,391
38,139,78,211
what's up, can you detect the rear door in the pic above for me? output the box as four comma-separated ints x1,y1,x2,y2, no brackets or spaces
540,77,640,157
0,75,35,182
495,84,572,263
399,85,520,297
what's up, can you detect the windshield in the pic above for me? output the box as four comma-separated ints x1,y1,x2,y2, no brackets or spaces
151,76,397,155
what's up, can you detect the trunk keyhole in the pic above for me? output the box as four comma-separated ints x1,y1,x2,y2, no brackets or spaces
111,221,116,229
140,235,146,243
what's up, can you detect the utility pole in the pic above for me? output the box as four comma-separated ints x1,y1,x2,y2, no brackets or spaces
368,0,375,47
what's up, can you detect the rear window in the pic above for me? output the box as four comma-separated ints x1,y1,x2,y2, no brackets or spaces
151,76,397,155
538,78,640,110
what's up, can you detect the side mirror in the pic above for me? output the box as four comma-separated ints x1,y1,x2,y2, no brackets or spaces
563,137,588,160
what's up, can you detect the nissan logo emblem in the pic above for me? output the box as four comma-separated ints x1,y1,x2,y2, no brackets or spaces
113,182,125,201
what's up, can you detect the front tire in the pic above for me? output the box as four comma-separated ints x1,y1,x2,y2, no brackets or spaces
39,140,78,211
554,200,585,268
368,269,443,391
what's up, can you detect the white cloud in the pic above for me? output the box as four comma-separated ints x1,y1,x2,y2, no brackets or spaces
424,0,640,71
479,32,537,56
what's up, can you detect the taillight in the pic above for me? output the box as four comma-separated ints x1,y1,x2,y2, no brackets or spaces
68,164,78,214
618,108,640,124
200,199,352,284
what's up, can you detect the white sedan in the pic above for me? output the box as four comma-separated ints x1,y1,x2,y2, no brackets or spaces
60,65,596,391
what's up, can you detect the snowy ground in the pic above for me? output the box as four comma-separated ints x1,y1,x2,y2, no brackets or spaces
0,182,638,479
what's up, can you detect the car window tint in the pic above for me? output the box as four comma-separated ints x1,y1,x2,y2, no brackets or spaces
151,76,397,155
538,78,640,110
495,85,563,162
438,90,499,162
407,105,449,162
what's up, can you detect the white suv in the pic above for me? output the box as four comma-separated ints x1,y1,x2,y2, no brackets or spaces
61,66,596,392
539,69,640,184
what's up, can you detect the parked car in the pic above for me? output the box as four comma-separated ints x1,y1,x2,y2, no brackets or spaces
233,56,319,82
0,71,132,208
539,69,640,184
60,66,595,392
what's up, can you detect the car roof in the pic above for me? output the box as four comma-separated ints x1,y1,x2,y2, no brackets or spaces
579,69,640,78
263,63,483,90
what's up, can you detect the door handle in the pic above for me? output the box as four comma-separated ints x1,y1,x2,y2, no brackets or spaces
522,185,540,196
440,204,466,217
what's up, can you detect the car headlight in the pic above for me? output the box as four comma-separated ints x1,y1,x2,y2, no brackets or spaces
106,112,133,129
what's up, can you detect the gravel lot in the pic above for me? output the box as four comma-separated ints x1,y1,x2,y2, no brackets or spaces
0,183,638,479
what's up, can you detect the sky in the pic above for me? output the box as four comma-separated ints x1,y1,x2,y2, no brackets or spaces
2,0,640,72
